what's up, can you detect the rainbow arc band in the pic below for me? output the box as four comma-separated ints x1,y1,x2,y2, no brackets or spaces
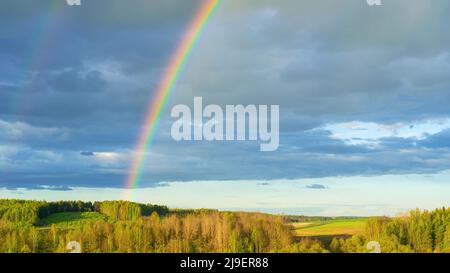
124,0,221,199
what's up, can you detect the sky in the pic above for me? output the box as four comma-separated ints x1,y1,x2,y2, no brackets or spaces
0,0,450,216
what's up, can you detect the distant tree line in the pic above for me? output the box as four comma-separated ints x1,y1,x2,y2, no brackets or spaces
168,208,219,216
283,215,360,223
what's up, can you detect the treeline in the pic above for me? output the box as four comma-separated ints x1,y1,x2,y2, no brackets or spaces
284,215,361,223
169,208,219,216
0,211,305,253
0,200,169,224
96,201,169,221
331,207,450,253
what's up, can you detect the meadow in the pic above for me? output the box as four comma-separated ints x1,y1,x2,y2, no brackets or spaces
38,212,109,228
292,218,367,237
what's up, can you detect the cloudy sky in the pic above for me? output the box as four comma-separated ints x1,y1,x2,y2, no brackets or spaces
1,0,449,216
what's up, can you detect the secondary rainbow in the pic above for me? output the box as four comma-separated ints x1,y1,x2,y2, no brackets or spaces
16,2,67,115
124,0,221,198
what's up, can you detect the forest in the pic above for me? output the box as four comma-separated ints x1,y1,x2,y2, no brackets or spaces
0,199,449,253
330,208,450,253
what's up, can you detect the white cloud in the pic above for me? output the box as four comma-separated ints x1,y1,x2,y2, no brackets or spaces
0,119,69,141
323,118,450,146
0,144,63,171
76,150,131,169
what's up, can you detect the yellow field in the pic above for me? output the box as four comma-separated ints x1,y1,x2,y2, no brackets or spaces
292,218,367,237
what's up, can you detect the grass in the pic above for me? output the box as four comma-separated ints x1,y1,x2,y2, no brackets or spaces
39,212,108,228
292,218,367,237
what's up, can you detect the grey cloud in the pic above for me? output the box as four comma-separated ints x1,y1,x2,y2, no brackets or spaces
3,185,73,192
305,184,327,189
420,129,450,149
173,0,450,125
1,0,450,188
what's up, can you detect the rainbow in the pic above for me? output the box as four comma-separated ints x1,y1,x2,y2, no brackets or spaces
124,0,221,198
17,2,68,114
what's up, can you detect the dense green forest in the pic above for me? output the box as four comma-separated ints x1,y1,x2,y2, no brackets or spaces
330,208,450,253
0,199,169,224
0,199,449,253
0,200,295,253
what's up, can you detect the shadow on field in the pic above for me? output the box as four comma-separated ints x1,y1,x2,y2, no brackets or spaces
296,234,353,247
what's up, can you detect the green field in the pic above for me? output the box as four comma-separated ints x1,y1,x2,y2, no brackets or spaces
292,218,367,237
39,212,109,228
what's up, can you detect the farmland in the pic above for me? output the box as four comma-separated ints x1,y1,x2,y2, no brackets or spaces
292,218,367,237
